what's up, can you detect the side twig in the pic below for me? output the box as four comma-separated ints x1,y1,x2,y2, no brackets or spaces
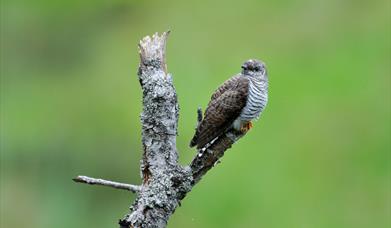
73,176,140,193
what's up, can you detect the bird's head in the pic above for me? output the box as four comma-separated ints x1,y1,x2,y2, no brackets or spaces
241,59,267,80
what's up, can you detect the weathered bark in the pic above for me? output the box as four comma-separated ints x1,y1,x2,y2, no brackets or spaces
118,31,193,228
74,31,247,228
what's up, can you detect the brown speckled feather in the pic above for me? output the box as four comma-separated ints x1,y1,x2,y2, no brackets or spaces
190,75,249,149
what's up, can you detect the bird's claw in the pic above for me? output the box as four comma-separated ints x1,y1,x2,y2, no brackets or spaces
240,121,252,133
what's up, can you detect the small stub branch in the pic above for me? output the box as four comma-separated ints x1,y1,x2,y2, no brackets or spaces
73,31,248,228
73,176,140,193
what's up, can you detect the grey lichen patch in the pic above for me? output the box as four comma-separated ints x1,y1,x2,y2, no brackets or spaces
123,165,192,228
139,69,178,138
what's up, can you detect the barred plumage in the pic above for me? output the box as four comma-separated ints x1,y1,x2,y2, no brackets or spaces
190,59,268,149
239,76,268,121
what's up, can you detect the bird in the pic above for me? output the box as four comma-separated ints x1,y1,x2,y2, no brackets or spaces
189,59,268,149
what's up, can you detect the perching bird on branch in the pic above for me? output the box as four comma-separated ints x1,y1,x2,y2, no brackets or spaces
190,59,269,149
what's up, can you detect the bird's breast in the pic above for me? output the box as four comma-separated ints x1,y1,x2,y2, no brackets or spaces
238,77,268,121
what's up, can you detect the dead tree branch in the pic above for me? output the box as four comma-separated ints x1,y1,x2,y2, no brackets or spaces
73,176,140,193
74,31,248,228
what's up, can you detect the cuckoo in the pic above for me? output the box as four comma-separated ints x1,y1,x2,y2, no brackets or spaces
190,59,269,149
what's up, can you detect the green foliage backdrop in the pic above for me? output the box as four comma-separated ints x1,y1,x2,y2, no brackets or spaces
1,0,390,227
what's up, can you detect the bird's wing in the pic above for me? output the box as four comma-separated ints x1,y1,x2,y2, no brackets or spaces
190,76,249,149
210,74,242,100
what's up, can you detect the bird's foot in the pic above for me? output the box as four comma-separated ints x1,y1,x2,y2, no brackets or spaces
240,121,253,133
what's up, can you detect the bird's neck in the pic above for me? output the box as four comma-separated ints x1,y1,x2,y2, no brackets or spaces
247,76,268,93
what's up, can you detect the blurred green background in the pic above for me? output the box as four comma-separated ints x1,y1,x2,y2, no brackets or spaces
1,0,390,227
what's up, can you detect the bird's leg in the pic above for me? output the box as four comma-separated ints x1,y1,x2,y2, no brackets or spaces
240,121,253,133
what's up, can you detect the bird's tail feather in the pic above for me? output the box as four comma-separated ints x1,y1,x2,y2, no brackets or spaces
189,133,198,147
